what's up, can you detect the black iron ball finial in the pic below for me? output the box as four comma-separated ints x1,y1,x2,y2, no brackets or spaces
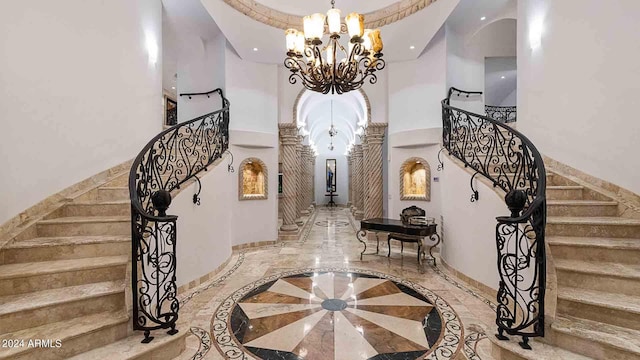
151,190,172,216
505,189,527,217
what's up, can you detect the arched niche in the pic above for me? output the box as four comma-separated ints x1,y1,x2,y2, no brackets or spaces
239,158,268,200
400,157,431,201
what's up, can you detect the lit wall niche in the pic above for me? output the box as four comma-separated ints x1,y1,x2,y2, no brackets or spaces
400,157,431,201
239,158,268,200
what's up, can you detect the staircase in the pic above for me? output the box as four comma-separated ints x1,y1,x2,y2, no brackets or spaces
545,172,640,360
0,172,186,360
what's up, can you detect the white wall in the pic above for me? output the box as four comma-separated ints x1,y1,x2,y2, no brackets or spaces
230,142,279,246
485,56,517,106
500,89,517,106
315,155,348,206
177,34,226,122
226,45,278,134
388,27,447,134
388,129,448,223
0,0,162,224
446,19,517,113
518,0,640,195
440,154,505,290
172,157,233,286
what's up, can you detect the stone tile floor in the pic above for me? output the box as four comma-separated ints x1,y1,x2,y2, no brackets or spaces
175,208,498,360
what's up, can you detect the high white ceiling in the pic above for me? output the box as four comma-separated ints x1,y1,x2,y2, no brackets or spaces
253,0,400,17
447,0,515,36
200,0,461,64
298,91,366,155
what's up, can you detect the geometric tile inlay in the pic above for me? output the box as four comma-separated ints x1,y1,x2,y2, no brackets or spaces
212,268,462,359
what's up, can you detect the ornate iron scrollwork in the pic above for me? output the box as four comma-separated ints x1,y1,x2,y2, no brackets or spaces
129,89,230,343
470,172,480,202
437,148,445,171
193,176,202,206
485,105,517,123
442,88,546,348
224,150,235,173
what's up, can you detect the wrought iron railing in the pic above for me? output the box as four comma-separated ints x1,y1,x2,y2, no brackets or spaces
129,89,229,343
442,87,546,349
485,105,517,123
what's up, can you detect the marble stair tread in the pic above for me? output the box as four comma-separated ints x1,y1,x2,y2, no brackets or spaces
0,311,129,359
6,235,130,249
547,200,618,206
548,236,640,250
37,215,129,224
0,255,128,280
0,280,125,315
554,259,640,279
547,216,640,226
552,315,640,355
67,326,188,360
558,287,640,314
68,200,130,205
488,336,591,360
547,185,583,190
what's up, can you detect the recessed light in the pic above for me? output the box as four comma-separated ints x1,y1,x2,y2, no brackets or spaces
501,76,505,79
171,86,176,90
481,16,486,21
253,47,258,51
409,45,415,50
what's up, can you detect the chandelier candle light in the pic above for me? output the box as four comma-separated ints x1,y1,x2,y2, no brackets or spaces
328,100,337,151
284,0,385,95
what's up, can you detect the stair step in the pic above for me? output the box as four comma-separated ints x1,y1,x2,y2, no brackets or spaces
489,336,591,360
2,235,129,264
557,287,640,331
36,216,130,237
68,327,188,360
548,236,640,263
547,185,584,200
555,259,640,296
551,316,640,360
0,280,125,334
547,200,618,217
0,256,127,296
46,201,130,218
547,216,640,238
103,173,129,187
546,173,578,186
0,311,129,360
97,187,128,202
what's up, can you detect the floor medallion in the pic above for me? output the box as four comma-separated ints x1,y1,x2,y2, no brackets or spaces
212,268,462,359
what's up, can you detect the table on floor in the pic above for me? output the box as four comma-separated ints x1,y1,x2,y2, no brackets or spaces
357,218,440,264
325,192,338,207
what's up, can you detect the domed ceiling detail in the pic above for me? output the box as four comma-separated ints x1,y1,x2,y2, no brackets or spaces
222,0,439,30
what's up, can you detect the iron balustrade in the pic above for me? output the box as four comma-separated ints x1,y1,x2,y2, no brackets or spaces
442,88,546,349
129,89,230,343
485,105,517,123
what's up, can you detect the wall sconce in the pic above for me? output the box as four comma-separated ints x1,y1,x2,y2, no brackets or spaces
529,18,543,50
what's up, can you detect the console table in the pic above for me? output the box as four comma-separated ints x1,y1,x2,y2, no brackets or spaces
325,192,338,207
357,218,440,264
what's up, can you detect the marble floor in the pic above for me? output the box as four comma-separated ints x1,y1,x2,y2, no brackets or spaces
175,207,498,360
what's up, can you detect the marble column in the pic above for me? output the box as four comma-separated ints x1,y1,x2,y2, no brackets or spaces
278,123,299,232
346,155,352,208
353,144,364,219
362,135,370,218
311,156,316,206
296,136,307,224
303,145,313,212
364,123,387,219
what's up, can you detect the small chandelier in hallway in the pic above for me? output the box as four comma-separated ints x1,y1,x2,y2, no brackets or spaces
284,0,386,95
328,100,337,151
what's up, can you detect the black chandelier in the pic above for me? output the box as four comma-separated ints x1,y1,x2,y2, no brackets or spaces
284,0,386,95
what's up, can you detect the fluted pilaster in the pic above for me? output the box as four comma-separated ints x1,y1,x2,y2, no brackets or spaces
364,123,386,219
278,123,299,232
346,155,352,207
296,136,306,223
353,144,364,219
